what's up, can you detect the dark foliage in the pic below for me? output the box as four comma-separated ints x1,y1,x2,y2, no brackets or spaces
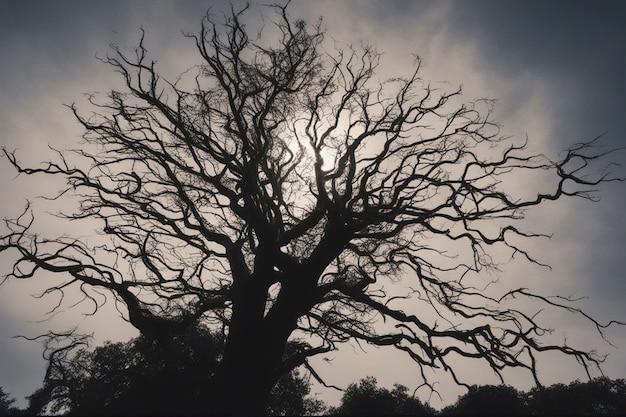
267,368,326,416
11,366,626,416
0,387,22,415
441,377,626,416
329,376,435,416
526,377,626,416
25,326,324,416
441,384,528,416
0,387,14,412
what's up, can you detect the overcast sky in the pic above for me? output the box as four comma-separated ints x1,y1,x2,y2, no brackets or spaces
1,0,625,410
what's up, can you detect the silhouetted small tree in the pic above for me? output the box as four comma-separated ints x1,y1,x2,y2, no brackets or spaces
267,368,326,416
0,387,21,415
24,326,220,415
441,384,528,416
526,377,626,416
0,387,13,412
2,2,623,414
329,376,435,416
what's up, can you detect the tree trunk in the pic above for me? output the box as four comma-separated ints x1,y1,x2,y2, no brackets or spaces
209,279,297,415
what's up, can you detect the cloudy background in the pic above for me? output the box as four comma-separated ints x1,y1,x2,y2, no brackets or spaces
1,0,625,410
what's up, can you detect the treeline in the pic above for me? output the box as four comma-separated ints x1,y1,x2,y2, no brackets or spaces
1,327,624,416
328,376,626,416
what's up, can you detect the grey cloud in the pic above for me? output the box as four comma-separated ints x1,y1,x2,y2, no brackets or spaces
439,0,626,145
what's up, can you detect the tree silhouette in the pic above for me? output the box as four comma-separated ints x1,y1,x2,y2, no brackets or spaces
1,2,623,414
439,377,626,416
329,376,435,416
0,387,20,415
267,367,326,416
526,377,626,416
440,384,528,416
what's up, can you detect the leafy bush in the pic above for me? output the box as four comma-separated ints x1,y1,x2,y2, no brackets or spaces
329,376,435,416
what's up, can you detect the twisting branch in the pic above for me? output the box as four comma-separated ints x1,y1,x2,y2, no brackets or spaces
1,2,624,411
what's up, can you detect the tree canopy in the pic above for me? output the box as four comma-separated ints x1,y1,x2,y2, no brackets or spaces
1,2,623,414
328,376,435,416
23,325,324,416
440,377,626,416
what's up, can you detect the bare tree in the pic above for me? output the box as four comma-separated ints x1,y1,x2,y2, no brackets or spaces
1,3,623,414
